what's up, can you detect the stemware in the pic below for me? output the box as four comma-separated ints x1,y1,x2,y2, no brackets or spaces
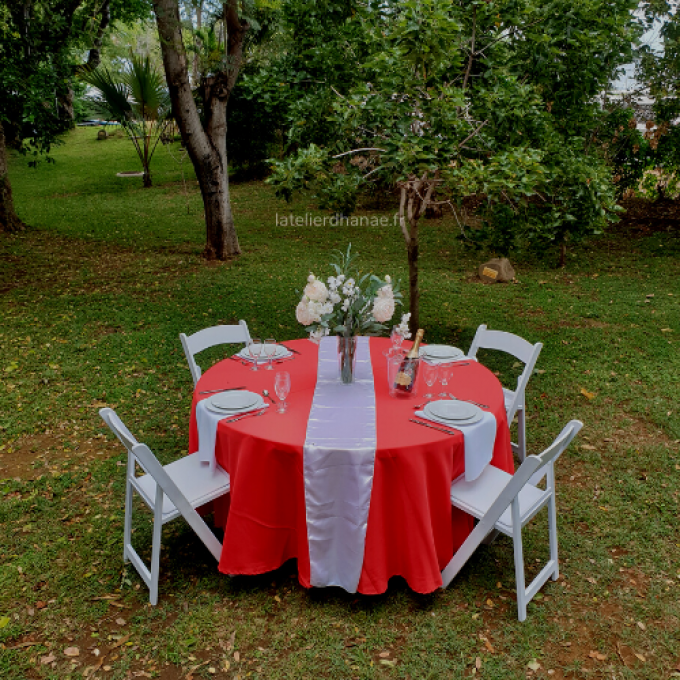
390,325,404,350
248,337,262,371
422,361,439,400
264,337,277,370
274,371,291,413
438,362,454,395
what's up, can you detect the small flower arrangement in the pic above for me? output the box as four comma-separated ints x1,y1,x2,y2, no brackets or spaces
296,244,408,339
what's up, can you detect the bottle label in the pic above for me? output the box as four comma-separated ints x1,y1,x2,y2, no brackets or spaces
395,371,412,386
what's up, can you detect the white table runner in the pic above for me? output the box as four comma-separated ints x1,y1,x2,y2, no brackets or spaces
304,335,377,591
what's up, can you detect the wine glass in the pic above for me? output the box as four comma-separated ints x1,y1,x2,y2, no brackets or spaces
248,337,262,371
391,325,404,350
264,337,277,370
422,361,439,400
438,362,453,396
274,371,291,413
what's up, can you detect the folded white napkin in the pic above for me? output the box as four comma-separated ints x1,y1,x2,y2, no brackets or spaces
414,408,497,481
195,399,269,468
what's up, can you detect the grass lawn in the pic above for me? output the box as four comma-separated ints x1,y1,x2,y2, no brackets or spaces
1,127,679,680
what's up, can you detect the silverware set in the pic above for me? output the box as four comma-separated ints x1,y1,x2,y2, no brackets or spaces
413,394,489,410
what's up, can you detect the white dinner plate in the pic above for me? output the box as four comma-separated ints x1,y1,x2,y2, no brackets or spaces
425,400,481,422
209,390,260,411
238,344,290,361
419,345,464,360
205,393,265,415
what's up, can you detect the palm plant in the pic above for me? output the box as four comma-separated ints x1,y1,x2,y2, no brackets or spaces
81,55,171,188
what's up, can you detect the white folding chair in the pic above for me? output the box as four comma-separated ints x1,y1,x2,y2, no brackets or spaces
441,419,583,621
180,321,251,386
99,408,231,605
468,324,543,461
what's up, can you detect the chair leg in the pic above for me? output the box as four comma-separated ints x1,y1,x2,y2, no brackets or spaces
517,407,526,462
482,529,501,545
149,487,164,606
547,493,560,581
512,513,527,622
123,479,133,564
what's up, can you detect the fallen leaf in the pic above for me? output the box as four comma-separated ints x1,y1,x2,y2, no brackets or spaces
378,651,391,658
634,653,646,662
110,635,130,650
476,656,482,669
64,646,80,657
274,595,281,603
482,637,495,653
115,618,126,626
637,621,646,630
0,616,10,629
581,444,597,450
527,659,541,671
41,654,56,665
486,598,494,607
8,641,41,649
234,651,240,662
380,659,397,667
589,651,607,661
580,388,596,400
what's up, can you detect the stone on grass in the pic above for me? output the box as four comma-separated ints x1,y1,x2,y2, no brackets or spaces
479,257,515,284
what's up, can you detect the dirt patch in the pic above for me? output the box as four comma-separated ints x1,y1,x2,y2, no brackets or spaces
0,431,121,481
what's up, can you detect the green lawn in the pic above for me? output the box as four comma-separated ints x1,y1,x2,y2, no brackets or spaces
1,127,679,680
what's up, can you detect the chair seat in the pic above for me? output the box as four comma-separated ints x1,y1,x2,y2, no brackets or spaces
132,453,230,522
450,465,549,535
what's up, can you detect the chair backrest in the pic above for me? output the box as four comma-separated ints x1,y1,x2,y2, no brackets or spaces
468,325,543,422
99,408,223,561
100,407,138,453
441,419,583,587
179,321,251,386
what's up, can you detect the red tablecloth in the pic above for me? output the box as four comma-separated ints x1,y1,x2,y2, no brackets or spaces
188,337,513,594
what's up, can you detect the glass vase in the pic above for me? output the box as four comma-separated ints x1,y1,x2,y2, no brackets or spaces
338,334,358,384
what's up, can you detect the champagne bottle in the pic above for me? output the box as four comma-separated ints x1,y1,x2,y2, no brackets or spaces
394,329,424,393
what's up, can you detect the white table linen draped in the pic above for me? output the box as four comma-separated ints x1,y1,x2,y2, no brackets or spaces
303,336,377,591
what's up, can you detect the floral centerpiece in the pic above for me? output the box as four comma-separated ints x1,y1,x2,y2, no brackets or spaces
296,244,410,383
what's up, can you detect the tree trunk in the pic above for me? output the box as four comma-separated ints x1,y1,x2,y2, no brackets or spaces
0,122,25,233
87,0,111,69
559,240,566,267
152,0,245,260
407,241,419,334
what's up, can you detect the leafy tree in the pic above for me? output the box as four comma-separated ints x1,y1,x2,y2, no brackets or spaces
151,0,262,259
0,0,150,233
637,2,680,198
82,54,171,187
268,0,639,331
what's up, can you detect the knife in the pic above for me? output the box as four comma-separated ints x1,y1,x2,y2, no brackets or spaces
225,408,267,423
409,418,457,435
280,344,302,355
199,386,247,395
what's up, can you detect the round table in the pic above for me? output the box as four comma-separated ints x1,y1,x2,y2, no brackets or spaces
188,337,514,594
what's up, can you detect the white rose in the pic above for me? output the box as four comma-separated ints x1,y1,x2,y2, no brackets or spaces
341,299,351,312
372,296,395,323
385,275,391,283
377,284,393,299
296,299,315,326
304,279,329,302
308,273,316,283
330,292,341,304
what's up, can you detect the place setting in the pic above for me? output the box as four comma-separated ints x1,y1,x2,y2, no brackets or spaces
418,343,471,366
231,337,297,370
411,397,497,481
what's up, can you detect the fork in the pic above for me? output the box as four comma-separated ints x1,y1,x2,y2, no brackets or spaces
225,408,266,423
448,393,489,409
